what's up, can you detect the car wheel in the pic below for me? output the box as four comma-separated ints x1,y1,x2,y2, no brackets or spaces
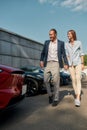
81,72,86,80
26,78,39,96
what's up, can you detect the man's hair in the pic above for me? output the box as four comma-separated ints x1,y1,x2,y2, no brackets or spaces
50,28,57,35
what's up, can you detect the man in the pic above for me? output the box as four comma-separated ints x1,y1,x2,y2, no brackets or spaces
40,29,68,107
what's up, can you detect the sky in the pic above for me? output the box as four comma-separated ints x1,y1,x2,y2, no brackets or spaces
0,0,87,53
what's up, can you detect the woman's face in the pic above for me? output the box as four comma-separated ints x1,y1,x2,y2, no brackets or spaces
67,31,73,40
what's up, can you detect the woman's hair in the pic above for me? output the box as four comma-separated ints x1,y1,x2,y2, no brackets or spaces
68,30,77,41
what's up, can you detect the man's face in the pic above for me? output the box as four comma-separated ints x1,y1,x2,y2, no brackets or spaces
49,30,57,42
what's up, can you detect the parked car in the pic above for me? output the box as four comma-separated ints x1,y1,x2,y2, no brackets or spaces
0,64,27,110
81,71,86,80
60,68,71,86
20,66,45,96
21,66,71,96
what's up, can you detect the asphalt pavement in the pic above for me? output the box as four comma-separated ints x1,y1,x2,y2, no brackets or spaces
0,77,87,130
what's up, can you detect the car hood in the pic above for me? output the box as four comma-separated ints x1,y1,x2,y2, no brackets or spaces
0,64,24,74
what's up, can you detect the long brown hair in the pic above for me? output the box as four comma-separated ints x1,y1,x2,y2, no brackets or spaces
68,30,77,42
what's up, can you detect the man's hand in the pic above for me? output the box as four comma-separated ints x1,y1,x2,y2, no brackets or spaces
40,61,44,68
64,65,68,70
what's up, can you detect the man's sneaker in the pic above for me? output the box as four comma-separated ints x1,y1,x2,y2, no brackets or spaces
75,99,80,107
49,96,53,104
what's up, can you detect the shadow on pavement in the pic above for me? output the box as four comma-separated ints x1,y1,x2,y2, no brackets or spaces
0,87,87,130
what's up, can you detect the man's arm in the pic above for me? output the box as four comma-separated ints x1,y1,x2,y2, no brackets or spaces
62,42,69,69
62,43,68,64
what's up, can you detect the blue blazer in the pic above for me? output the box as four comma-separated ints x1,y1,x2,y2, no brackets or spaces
40,40,68,68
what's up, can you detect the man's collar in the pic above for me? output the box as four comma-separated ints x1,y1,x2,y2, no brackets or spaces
51,39,57,44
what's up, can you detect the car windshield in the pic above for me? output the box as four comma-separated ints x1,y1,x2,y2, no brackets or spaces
21,66,44,73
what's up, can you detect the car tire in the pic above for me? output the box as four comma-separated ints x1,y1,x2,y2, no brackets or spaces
26,78,39,96
81,72,86,80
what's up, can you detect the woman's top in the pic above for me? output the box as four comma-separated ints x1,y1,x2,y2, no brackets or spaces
65,40,84,66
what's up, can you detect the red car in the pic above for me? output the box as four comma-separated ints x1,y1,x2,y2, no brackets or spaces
0,64,27,110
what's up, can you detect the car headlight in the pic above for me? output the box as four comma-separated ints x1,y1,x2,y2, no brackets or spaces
37,74,43,78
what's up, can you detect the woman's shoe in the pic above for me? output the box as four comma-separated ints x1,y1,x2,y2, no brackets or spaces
75,99,80,107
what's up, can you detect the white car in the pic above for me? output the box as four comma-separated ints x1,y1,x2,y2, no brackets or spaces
81,69,87,80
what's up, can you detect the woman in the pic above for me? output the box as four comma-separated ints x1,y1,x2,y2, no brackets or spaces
65,30,84,107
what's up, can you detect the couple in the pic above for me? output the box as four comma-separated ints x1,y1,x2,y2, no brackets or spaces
40,29,84,107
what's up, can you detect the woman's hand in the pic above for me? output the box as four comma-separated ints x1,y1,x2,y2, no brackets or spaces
81,64,84,70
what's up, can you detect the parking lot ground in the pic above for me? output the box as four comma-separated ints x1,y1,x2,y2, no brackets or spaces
0,78,87,130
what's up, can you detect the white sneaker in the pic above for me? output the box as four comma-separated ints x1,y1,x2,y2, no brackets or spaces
75,99,80,107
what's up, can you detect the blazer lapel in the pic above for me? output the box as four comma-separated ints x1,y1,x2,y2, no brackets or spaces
57,40,61,55
46,40,50,52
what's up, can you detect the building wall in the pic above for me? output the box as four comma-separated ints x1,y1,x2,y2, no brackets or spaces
0,28,43,68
